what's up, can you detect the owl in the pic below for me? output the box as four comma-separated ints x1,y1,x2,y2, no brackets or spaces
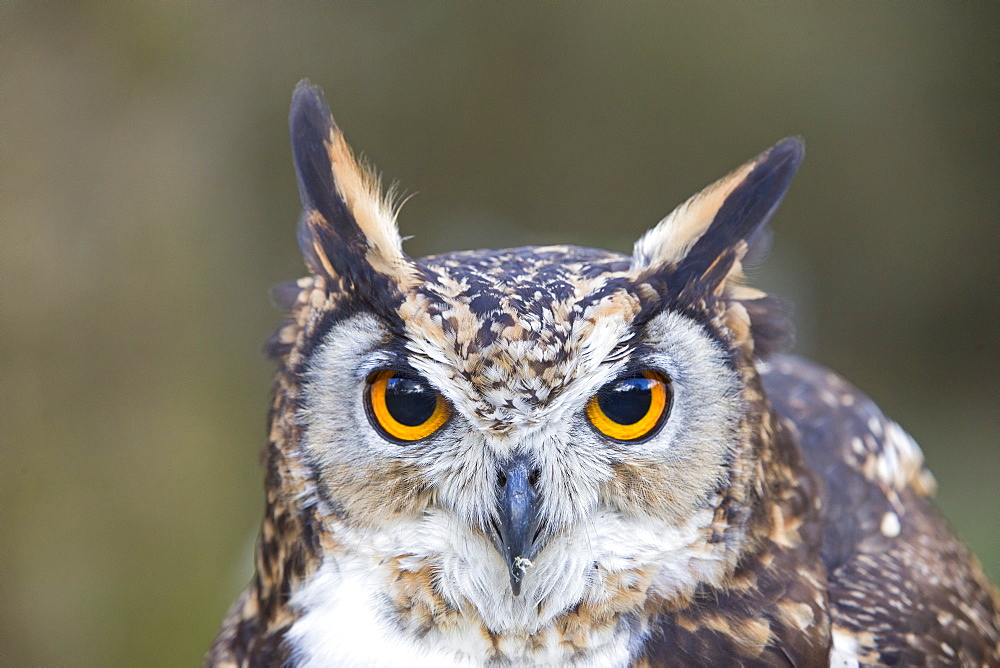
207,81,999,667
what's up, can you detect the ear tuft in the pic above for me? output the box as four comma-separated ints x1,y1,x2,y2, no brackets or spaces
632,138,803,357
290,80,415,288
630,138,803,289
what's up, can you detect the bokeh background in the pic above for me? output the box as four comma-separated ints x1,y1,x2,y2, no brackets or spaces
2,3,997,664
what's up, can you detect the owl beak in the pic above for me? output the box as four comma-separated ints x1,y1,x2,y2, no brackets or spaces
490,454,543,597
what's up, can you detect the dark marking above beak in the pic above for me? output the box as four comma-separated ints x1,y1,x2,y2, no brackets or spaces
488,453,543,596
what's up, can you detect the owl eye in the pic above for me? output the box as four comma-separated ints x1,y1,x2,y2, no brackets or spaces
366,370,451,442
586,371,671,442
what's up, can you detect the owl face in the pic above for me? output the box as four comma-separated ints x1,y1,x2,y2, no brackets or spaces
281,82,802,629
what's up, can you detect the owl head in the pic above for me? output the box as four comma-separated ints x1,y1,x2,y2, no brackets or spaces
264,82,803,630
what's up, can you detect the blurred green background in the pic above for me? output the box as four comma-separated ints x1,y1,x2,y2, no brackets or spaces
2,3,997,664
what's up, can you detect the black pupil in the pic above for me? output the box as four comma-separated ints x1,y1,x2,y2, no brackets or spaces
597,377,654,425
385,376,438,427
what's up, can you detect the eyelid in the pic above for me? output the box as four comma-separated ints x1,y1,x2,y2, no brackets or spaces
355,354,415,381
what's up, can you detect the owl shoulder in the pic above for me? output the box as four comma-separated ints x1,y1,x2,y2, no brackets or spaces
761,355,1000,666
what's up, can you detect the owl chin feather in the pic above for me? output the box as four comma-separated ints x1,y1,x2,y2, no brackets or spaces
205,82,1000,667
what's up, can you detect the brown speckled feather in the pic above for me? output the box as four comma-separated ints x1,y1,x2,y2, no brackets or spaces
206,82,999,667
763,356,1000,666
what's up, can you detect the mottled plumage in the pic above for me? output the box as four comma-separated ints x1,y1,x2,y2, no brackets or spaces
207,81,999,667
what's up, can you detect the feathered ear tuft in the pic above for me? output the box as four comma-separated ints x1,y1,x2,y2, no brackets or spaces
631,138,803,286
289,80,417,290
631,138,803,356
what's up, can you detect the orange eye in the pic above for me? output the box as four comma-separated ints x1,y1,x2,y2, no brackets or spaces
366,370,450,442
586,370,671,442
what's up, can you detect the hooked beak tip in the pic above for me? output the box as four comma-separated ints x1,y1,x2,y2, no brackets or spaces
508,556,535,597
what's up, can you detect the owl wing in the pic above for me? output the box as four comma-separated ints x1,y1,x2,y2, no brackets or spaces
761,355,1000,666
